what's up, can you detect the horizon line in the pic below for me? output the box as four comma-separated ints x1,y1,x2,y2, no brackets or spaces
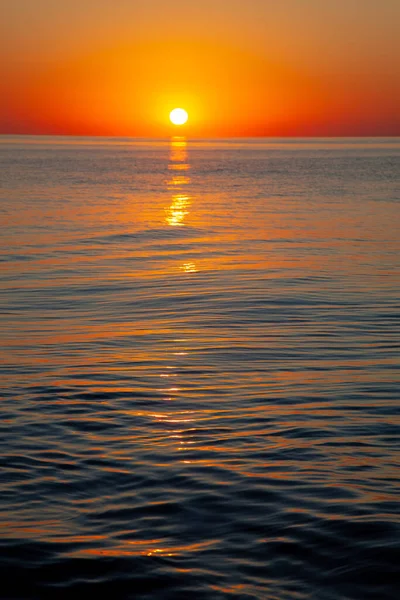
1,133,400,140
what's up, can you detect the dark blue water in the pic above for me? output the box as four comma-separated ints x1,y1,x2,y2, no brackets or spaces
1,136,399,599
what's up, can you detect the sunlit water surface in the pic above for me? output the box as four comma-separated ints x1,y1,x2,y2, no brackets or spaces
1,136,399,599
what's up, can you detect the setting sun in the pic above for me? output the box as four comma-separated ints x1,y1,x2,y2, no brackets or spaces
170,108,188,126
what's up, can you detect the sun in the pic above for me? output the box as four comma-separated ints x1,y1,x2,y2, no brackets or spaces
170,108,188,126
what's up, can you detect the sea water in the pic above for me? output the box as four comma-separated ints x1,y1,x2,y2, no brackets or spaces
0,136,399,599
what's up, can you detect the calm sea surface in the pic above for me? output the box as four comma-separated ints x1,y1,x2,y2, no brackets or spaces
0,136,399,599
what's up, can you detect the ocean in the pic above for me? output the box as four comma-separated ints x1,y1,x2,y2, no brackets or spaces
0,136,399,599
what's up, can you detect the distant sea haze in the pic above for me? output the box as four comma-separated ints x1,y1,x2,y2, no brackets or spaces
0,136,399,599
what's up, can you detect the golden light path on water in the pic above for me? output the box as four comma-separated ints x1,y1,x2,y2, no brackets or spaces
165,138,198,277
159,136,198,481
166,137,191,227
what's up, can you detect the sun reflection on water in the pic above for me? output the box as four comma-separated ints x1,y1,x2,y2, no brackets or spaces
159,138,200,464
165,194,190,227
165,137,192,230
165,139,199,271
180,261,198,273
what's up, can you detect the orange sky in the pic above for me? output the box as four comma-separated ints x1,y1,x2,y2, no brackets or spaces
1,0,399,137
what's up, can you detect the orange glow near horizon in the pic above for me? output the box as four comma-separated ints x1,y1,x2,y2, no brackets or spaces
1,2,399,137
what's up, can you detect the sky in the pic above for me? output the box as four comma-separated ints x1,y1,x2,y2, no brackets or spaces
1,0,399,137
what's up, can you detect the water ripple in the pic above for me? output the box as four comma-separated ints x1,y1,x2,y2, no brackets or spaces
0,138,399,599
